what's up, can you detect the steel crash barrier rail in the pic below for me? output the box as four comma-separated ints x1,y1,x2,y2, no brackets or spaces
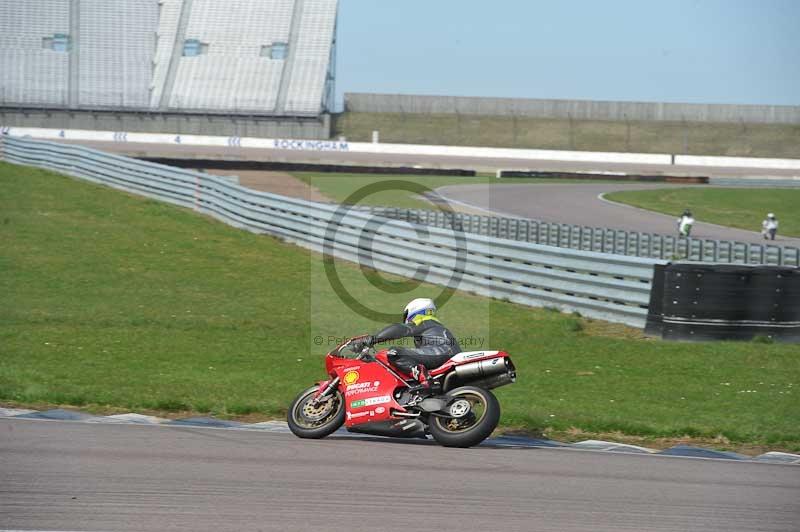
3,136,661,328
366,207,800,267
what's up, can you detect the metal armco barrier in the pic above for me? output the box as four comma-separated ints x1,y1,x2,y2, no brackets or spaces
3,136,662,328
367,207,800,267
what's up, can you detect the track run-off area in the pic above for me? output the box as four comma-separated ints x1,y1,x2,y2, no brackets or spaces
2,418,799,532
48,138,800,178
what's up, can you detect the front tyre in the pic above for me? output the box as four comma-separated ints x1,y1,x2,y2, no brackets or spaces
287,385,345,439
428,386,501,448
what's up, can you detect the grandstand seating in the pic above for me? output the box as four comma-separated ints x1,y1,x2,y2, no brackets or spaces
150,0,184,107
169,0,295,112
78,0,157,108
0,1,71,105
284,0,337,114
0,0,337,116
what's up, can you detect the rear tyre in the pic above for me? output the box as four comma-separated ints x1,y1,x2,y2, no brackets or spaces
287,385,345,439
428,386,500,448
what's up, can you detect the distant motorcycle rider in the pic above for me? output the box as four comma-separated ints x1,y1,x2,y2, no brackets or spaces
762,213,779,240
677,209,695,237
351,298,461,390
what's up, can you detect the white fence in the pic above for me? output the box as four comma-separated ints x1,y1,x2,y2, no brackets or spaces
2,135,661,327
4,126,800,171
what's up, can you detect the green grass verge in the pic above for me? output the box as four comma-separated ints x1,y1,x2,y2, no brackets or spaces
294,173,620,209
2,161,799,449
605,188,800,238
334,112,800,158
295,173,487,208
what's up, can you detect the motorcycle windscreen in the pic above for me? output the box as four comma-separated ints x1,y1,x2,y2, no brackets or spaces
336,362,405,427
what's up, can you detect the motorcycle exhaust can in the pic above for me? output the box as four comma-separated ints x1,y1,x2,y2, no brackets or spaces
453,357,510,380
471,371,516,390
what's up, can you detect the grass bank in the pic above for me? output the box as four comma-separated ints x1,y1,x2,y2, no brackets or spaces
293,172,485,209
293,173,620,210
2,162,799,450
605,187,800,238
334,112,800,158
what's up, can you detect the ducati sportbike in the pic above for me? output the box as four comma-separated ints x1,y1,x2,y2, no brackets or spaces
287,334,516,448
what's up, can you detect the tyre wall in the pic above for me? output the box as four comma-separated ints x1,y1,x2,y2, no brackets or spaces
647,264,800,342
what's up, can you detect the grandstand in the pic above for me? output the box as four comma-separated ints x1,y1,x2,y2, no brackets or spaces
0,0,338,138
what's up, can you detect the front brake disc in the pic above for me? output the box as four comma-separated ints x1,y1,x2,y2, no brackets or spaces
302,397,334,422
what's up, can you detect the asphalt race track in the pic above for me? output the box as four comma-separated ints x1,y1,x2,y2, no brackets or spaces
2,419,799,532
437,183,800,246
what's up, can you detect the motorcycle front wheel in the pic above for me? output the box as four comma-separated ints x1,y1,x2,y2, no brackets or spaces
287,385,345,439
428,386,501,448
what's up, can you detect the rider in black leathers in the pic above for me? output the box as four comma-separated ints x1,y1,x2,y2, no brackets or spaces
352,298,461,385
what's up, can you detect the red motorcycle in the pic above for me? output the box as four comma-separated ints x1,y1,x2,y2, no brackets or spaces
287,334,516,448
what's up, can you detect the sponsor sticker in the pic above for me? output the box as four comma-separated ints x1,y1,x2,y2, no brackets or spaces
345,381,380,397
375,407,385,414
343,370,359,386
350,395,391,409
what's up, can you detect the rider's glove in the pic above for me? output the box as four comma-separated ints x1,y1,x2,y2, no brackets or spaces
350,335,375,353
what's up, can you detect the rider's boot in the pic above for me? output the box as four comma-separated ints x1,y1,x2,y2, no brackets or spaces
412,364,429,384
406,364,432,395
402,365,433,407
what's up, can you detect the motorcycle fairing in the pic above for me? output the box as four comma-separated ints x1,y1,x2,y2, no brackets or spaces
449,351,501,363
333,357,407,428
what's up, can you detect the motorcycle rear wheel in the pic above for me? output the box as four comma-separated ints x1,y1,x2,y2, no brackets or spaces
287,385,345,439
428,386,500,448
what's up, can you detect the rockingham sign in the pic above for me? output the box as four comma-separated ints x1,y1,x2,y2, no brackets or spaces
272,139,350,151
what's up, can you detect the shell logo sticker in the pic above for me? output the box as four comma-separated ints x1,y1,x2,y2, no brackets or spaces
343,371,359,386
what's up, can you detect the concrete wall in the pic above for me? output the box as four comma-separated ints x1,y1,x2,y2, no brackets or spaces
345,93,800,125
0,108,331,138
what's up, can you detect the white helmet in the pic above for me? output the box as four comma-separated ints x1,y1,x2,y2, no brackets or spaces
402,298,436,323
768,213,775,218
